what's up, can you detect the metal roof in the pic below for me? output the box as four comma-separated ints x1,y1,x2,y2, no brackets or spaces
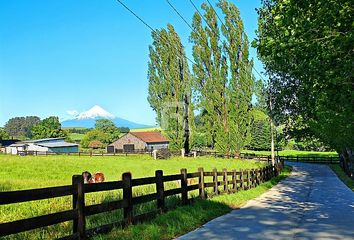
36,142,78,148
129,132,169,143
22,137,66,143
8,143,28,147
0,140,20,147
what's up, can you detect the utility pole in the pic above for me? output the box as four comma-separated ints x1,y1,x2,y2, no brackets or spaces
269,87,275,166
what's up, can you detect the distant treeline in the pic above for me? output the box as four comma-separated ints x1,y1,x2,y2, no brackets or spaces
66,127,130,134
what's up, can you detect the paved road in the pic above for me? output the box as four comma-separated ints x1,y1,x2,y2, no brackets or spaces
178,162,354,240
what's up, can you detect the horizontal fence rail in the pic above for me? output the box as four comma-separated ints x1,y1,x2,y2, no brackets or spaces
279,155,340,164
12,150,339,164
0,162,284,239
15,150,153,157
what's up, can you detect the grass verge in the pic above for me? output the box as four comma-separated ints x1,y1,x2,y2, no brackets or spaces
329,164,354,191
94,166,292,240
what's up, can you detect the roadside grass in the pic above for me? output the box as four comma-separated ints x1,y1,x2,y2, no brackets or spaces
0,154,267,239
94,166,292,240
329,164,354,191
243,149,337,157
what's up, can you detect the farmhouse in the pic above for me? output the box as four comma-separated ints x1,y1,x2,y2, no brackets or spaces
6,137,79,155
107,132,169,153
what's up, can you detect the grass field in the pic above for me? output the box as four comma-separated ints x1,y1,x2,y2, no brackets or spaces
130,127,161,132
0,154,268,239
68,132,85,141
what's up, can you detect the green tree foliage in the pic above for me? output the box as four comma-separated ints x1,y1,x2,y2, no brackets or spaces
65,128,91,134
31,116,67,139
80,119,120,148
95,119,120,142
190,0,254,156
249,110,271,150
81,129,109,148
255,0,354,174
148,24,194,153
0,128,9,140
4,116,40,139
118,127,130,133
253,79,268,113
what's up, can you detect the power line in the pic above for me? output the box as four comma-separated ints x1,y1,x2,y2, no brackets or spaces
206,0,223,25
116,0,154,32
188,0,213,30
205,0,267,82
166,0,193,31
168,0,252,78
115,0,197,67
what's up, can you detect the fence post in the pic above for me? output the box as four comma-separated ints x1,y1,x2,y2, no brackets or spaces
213,168,218,195
232,169,237,192
72,175,85,239
247,170,251,189
198,168,205,199
223,168,228,193
180,168,188,205
122,172,133,224
262,167,266,183
263,167,266,182
268,166,271,179
259,168,262,183
240,169,244,190
155,170,165,212
251,169,255,188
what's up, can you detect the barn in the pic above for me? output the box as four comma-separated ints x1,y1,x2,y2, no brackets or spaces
6,137,79,155
107,132,169,153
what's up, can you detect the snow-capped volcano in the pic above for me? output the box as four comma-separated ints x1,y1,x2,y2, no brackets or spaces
76,105,115,120
61,105,150,129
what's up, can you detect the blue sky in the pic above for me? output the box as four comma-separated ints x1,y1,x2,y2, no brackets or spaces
0,0,265,127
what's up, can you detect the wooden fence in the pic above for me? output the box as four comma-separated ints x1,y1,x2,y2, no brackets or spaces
195,151,340,163
14,150,339,165
279,155,340,164
0,163,284,239
16,150,153,157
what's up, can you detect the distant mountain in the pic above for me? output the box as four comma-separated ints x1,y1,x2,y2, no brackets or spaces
61,105,150,129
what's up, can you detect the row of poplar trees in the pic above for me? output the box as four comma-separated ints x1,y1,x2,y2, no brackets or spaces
148,0,254,156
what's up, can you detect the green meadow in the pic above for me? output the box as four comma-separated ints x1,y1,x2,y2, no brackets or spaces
0,154,269,239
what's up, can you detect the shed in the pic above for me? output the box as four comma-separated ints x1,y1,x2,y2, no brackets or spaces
0,140,20,153
107,132,169,153
6,137,79,154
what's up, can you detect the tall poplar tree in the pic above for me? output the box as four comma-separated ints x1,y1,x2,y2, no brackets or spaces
190,0,254,156
148,24,194,153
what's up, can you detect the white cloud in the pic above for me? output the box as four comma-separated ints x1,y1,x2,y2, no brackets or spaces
66,110,79,116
